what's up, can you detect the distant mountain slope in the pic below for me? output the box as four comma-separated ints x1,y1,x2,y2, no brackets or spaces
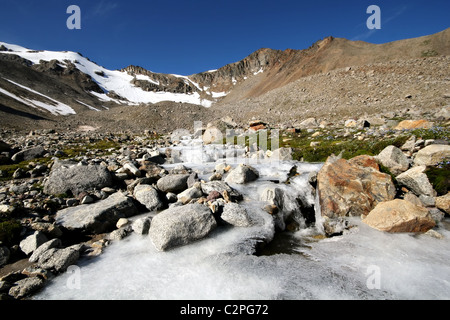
0,28,448,131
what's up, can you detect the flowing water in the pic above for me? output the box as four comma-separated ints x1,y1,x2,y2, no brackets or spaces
34,138,450,300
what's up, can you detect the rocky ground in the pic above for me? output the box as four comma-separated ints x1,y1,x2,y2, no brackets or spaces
0,112,449,299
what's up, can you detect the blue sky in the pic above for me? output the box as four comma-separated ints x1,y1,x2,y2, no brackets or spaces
0,0,449,75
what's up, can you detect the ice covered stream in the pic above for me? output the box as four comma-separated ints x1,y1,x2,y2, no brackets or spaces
34,138,450,300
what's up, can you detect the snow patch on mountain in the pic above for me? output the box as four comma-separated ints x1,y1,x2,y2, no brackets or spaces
0,42,219,108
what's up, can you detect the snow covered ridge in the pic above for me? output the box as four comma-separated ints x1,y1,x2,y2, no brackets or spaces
0,41,225,109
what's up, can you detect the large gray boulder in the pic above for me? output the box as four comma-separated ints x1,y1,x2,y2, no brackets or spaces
149,203,217,251
225,164,259,184
11,146,46,163
55,192,138,234
44,163,113,197
134,184,163,212
156,174,189,193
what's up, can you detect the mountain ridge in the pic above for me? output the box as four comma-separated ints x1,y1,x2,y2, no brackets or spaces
0,27,449,132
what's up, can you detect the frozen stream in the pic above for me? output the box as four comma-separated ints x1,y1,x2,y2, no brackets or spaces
34,138,450,300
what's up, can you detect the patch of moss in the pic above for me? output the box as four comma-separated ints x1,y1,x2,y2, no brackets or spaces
425,164,450,196
0,157,52,182
0,219,22,246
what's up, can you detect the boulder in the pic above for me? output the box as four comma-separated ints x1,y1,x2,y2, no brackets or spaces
203,126,223,145
29,238,62,263
132,216,152,235
394,120,434,130
362,199,436,233
396,166,436,197
11,146,46,163
317,155,396,219
414,144,450,167
156,174,189,193
177,185,203,204
435,192,450,214
269,148,293,161
8,277,45,299
55,192,138,234
375,145,410,175
36,245,81,273
44,163,113,197
19,231,48,256
221,203,254,227
149,203,217,251
201,181,242,202
134,184,163,212
225,164,259,184
298,118,318,129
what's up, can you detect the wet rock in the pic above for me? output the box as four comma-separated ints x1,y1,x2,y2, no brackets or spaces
149,203,217,251
221,203,253,227
55,192,138,234
396,165,436,197
225,164,259,184
44,163,113,197
317,155,396,219
134,184,163,212
362,199,436,233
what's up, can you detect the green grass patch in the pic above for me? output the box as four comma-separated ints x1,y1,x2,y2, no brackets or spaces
0,157,52,182
63,139,120,158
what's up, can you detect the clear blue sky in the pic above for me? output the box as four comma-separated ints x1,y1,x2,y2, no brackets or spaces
0,0,449,75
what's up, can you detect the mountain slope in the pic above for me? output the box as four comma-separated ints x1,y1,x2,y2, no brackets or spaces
0,28,448,132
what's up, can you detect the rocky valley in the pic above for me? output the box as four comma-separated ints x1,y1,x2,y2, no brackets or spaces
0,28,449,300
